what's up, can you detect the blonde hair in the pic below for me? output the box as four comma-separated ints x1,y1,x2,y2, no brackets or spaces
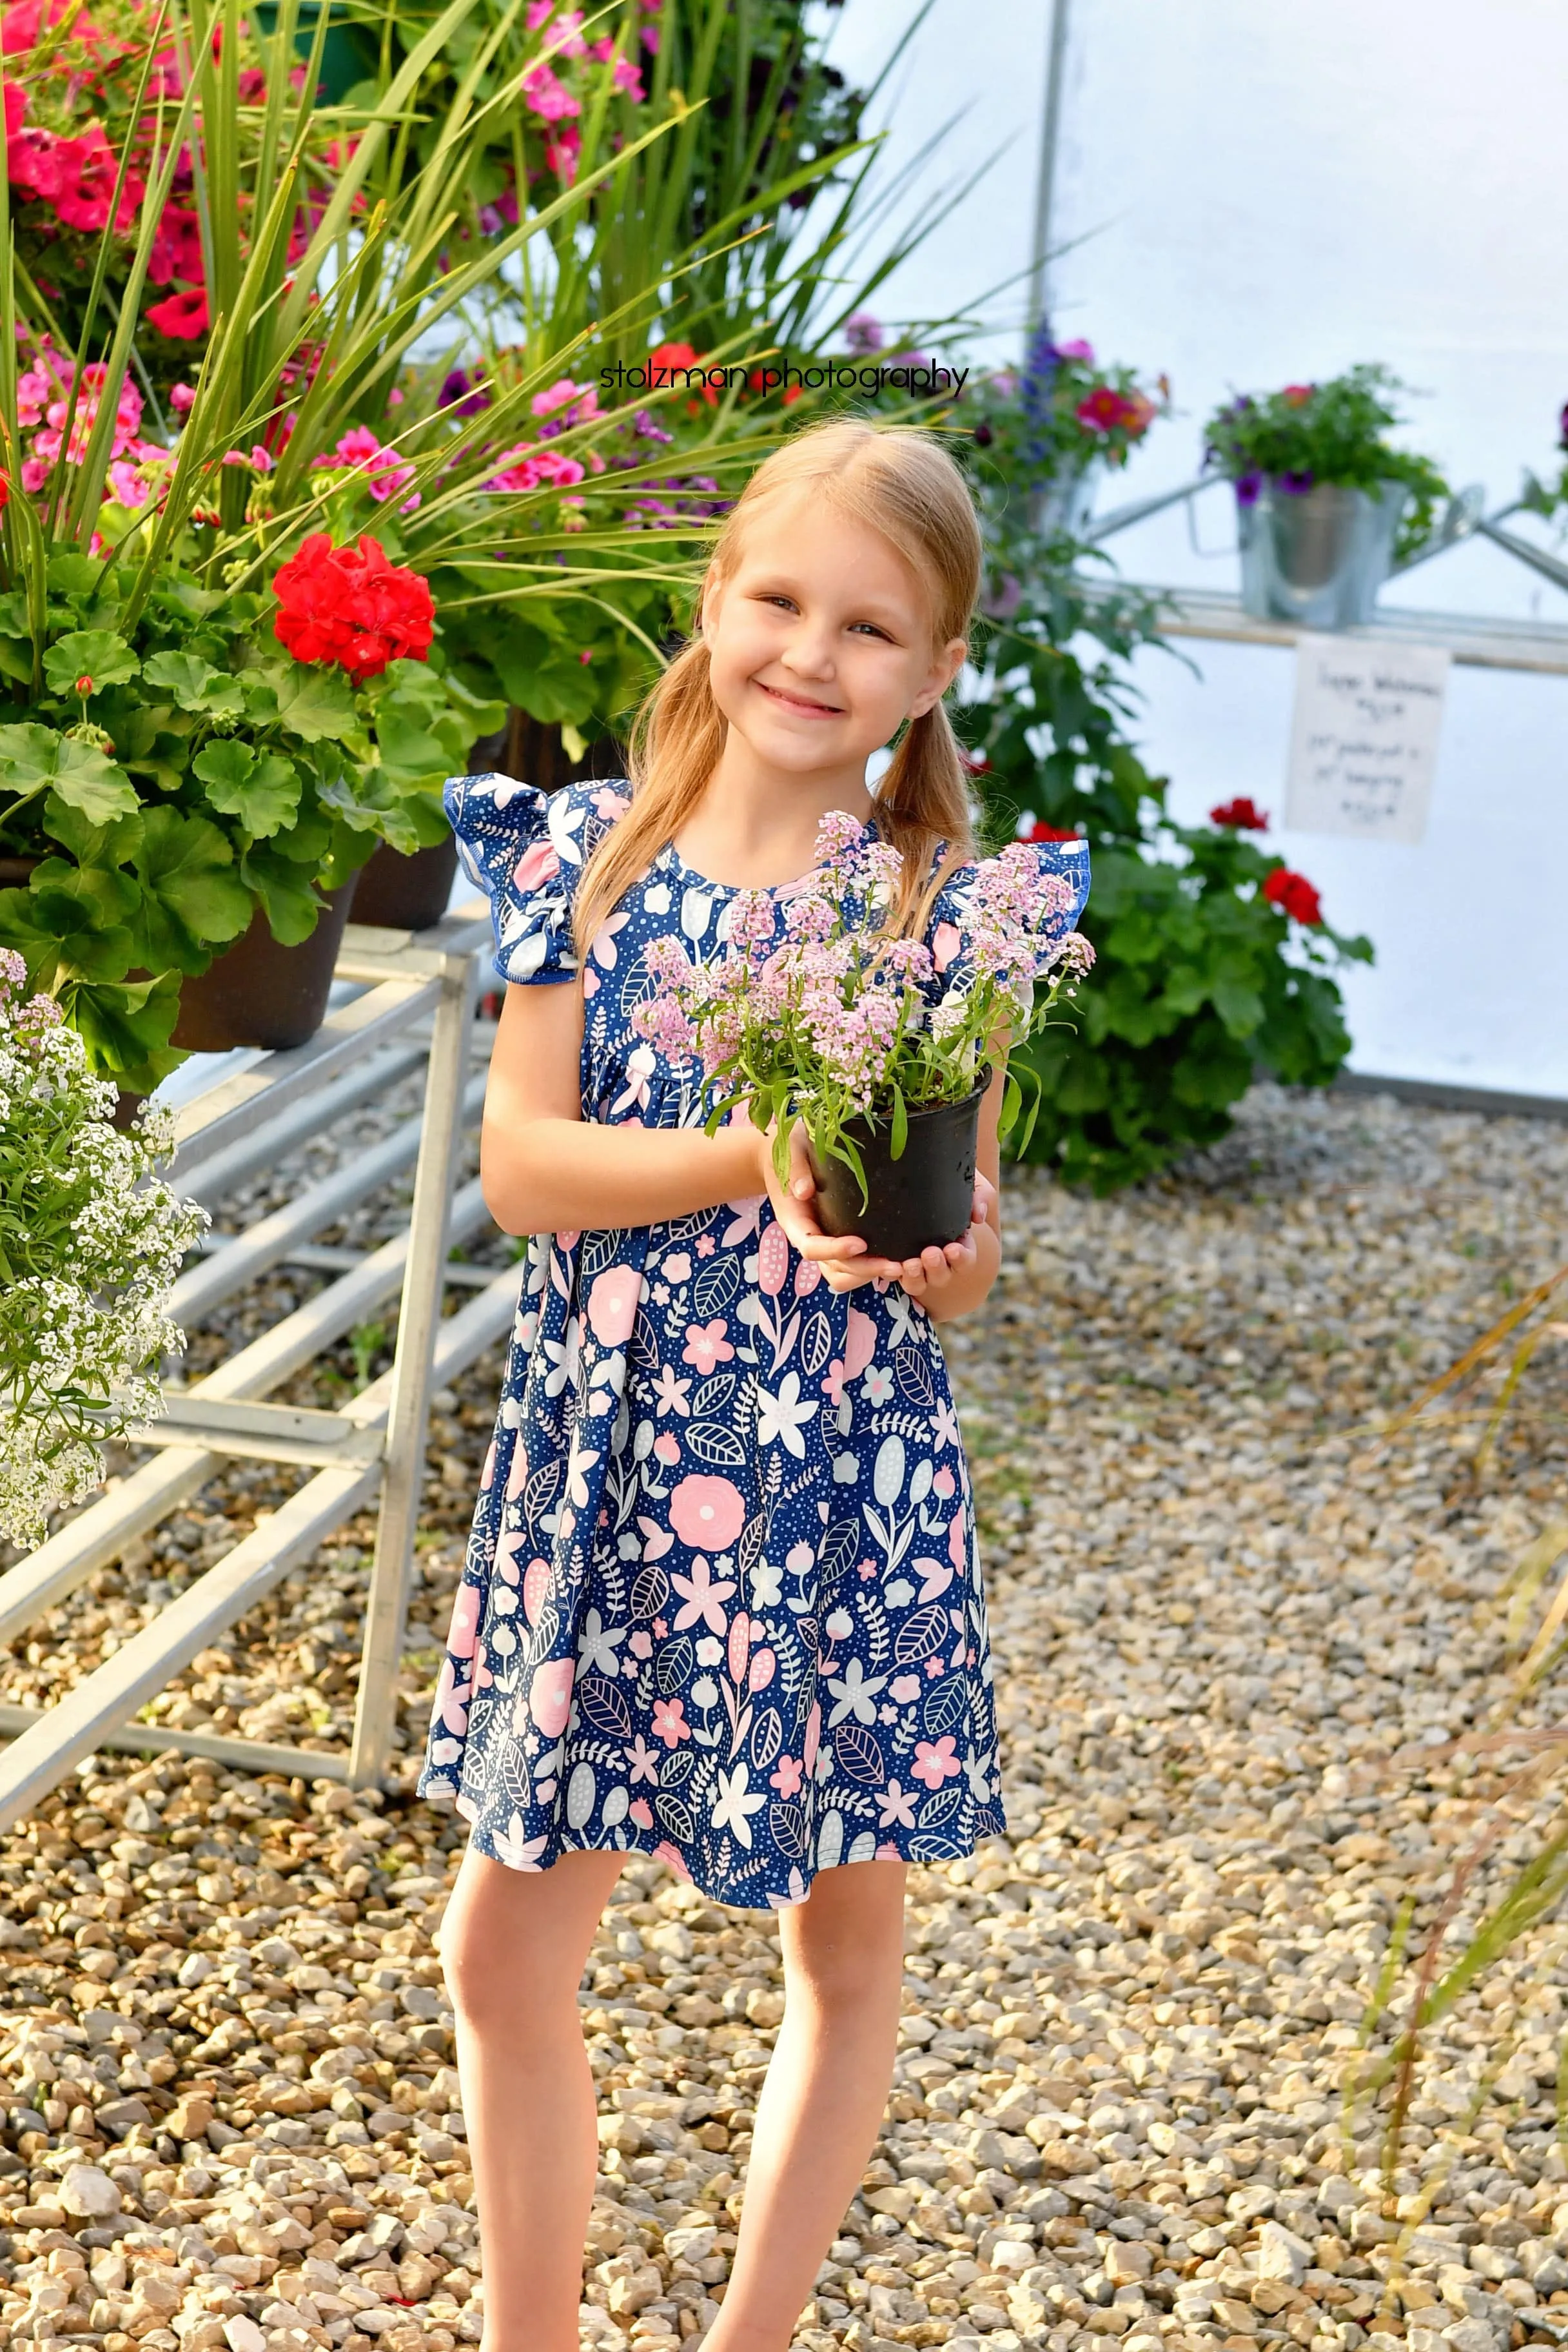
571,418,982,955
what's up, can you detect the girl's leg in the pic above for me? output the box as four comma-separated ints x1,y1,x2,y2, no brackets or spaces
707,1857,907,2352
440,1843,624,2352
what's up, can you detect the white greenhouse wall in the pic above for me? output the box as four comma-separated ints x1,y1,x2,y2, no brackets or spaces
827,0,1568,1100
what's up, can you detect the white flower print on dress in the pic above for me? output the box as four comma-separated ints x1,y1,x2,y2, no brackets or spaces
756,1370,817,1456
419,776,1091,1907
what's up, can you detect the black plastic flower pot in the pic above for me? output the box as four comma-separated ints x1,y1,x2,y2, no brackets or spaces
351,835,459,930
171,880,358,1054
807,1077,988,1265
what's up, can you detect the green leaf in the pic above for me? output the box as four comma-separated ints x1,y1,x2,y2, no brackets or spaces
42,790,144,870
318,767,424,854
130,807,253,972
266,664,359,743
0,877,132,989
142,651,246,717
0,637,33,685
0,724,139,823
56,971,184,1095
890,1084,907,1161
42,630,141,696
193,740,302,839
45,555,101,601
371,706,453,796
240,846,324,946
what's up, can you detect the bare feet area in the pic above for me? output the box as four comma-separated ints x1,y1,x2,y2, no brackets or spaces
0,1085,1563,2352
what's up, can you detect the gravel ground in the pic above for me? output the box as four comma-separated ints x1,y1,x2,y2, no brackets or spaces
0,1084,1565,2352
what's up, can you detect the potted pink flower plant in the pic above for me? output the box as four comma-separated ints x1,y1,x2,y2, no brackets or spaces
632,812,1093,1263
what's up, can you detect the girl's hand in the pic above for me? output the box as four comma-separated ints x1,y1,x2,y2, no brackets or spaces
820,1173,999,1298
756,1119,870,1269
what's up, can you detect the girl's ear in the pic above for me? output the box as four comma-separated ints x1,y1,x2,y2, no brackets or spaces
909,636,970,718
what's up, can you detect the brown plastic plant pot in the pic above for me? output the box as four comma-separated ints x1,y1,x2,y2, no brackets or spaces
807,1076,988,1268
172,879,358,1054
349,834,459,930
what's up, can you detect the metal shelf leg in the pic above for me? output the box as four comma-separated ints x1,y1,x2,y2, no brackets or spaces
349,954,479,1785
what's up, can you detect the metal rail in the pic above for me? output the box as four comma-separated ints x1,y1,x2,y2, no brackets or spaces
0,901,518,1822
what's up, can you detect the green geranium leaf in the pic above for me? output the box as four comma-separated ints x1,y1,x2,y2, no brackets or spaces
240,845,324,945
142,651,246,717
45,554,101,601
0,637,33,685
56,970,184,1095
43,630,141,697
0,867,133,986
42,789,144,868
372,707,450,795
0,723,139,823
192,740,302,839
266,664,359,743
130,806,253,972
318,767,424,855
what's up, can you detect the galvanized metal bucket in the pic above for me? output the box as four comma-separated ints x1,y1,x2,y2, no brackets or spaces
1237,480,1408,628
1027,459,1101,540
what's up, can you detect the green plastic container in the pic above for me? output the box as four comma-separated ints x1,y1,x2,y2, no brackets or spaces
251,1,377,104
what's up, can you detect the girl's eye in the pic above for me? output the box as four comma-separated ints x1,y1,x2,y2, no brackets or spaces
850,622,892,640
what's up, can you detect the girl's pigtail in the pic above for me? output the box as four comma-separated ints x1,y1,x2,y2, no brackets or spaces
875,699,975,939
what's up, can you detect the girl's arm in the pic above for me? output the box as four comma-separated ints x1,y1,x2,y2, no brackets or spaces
758,1061,1007,1325
480,980,874,1248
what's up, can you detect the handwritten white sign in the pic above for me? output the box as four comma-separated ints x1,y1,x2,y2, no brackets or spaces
1284,634,1450,845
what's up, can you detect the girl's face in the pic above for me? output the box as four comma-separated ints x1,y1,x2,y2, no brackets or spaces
700,487,968,778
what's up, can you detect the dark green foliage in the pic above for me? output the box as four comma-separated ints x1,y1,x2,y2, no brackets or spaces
956,527,1372,1193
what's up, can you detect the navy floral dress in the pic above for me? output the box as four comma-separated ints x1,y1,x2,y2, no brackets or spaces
418,776,1090,1909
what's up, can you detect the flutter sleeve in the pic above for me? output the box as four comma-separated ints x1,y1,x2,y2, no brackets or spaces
924,834,1092,983
444,774,629,985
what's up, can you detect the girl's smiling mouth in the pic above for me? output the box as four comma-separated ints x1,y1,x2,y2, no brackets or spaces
754,678,845,718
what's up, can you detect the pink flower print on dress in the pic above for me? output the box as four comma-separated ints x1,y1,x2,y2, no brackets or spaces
794,1257,821,1296
663,1251,692,1282
495,1530,524,1585
889,1674,921,1704
844,1306,877,1381
625,1734,660,1785
629,1797,654,1828
446,1583,482,1660
523,1559,552,1626
513,838,560,895
803,1700,821,1774
948,1509,966,1570
727,1611,752,1683
652,1840,693,1883
911,1735,962,1789
681,1318,734,1374
668,1475,745,1551
747,1646,776,1693
586,1264,642,1345
590,907,631,969
756,1220,789,1297
932,921,962,972
433,1658,472,1736
653,1431,681,1466
670,1553,738,1633
933,1464,956,1499
529,1656,575,1738
480,1440,496,1491
651,1696,691,1747
770,1754,803,1798
611,1041,658,1116
591,786,631,820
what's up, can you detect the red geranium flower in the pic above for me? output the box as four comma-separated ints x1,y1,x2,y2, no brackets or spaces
1281,382,1315,406
272,532,435,681
1263,867,1323,926
650,339,717,406
1028,819,1081,842
1210,796,1269,830
146,287,210,339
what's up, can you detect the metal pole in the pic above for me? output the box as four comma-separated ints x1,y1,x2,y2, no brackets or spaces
1026,0,1073,339
349,949,478,1784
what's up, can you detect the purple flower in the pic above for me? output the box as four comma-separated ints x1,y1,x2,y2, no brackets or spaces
1557,400,1568,453
438,367,491,419
1234,471,1262,505
1279,468,1315,495
844,311,883,354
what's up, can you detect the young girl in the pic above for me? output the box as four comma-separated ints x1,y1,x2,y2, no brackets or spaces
418,418,1089,2352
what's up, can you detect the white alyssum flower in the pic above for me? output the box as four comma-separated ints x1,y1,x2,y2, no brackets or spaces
0,954,205,1549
